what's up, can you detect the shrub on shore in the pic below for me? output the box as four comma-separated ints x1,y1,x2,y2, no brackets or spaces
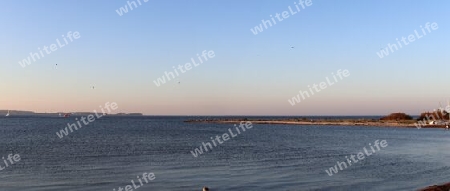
417,109,449,121
380,113,413,120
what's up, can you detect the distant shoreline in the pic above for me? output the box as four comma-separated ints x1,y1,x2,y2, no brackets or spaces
185,118,448,128
0,110,143,117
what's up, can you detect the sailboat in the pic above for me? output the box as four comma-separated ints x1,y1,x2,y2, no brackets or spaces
5,110,10,117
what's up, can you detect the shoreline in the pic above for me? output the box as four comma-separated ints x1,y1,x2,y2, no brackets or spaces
419,182,450,191
185,118,448,128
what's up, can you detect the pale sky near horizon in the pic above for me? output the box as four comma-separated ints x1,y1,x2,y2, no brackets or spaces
1,0,449,115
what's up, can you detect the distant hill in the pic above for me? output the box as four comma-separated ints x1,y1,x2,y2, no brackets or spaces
0,110,143,116
0,110,35,116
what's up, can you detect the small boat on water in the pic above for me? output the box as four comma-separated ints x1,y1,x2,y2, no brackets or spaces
59,113,71,118
5,110,9,117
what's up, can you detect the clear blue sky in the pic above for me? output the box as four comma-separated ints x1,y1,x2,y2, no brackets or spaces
1,0,449,115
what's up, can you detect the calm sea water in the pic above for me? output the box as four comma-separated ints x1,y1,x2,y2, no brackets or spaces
0,116,449,191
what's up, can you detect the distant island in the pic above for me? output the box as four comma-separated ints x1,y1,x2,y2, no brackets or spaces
0,110,143,116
